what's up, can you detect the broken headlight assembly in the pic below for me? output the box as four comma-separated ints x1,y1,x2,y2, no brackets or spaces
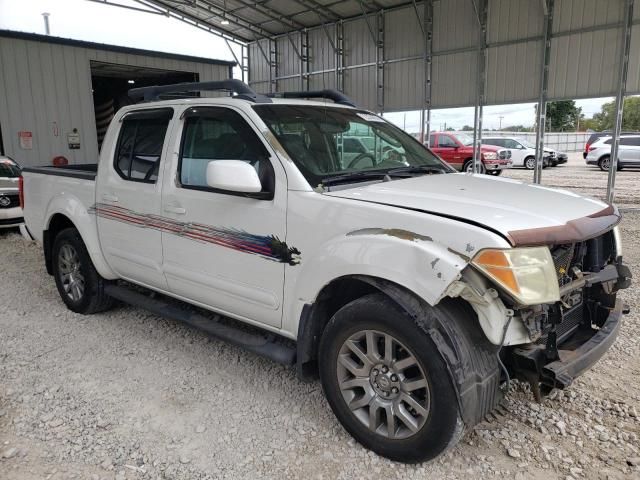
471,247,560,305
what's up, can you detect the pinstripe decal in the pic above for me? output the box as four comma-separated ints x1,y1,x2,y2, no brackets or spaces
89,203,301,266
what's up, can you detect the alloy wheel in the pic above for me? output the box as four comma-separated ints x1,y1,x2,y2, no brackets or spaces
58,244,85,302
336,330,430,439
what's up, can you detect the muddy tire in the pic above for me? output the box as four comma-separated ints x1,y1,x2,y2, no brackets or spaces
52,228,114,314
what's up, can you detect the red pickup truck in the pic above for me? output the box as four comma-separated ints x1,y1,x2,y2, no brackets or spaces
428,132,512,175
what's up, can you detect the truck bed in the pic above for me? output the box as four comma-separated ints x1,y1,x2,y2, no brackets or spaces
22,164,98,244
21,163,97,180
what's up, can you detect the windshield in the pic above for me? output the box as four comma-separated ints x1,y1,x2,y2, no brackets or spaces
454,133,474,146
519,139,535,149
253,105,449,187
0,158,21,178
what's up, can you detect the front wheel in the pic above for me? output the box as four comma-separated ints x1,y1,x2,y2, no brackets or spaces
318,293,463,463
524,156,536,169
463,159,486,174
52,228,114,314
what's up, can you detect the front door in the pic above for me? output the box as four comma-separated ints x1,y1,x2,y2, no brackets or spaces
431,133,462,169
95,107,173,290
160,106,288,328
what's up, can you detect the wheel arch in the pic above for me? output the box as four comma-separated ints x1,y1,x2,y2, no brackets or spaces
43,206,116,280
295,274,502,427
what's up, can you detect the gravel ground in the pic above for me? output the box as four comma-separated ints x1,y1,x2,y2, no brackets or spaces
1,155,640,479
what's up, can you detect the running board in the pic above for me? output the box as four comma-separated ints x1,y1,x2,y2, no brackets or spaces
104,284,296,365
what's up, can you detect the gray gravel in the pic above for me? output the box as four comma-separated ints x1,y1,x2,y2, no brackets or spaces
1,154,639,479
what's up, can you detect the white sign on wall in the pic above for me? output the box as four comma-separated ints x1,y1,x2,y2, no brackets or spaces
18,131,33,150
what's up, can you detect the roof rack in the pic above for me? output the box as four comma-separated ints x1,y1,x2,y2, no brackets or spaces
128,79,272,103
267,89,357,107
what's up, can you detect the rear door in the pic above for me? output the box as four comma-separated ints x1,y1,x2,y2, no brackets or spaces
95,108,173,290
160,106,288,328
619,136,640,165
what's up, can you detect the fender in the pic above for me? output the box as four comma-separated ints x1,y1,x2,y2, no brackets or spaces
286,229,469,335
44,192,117,280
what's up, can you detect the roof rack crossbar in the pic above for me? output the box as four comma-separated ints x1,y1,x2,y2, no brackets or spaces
267,89,357,107
128,79,272,103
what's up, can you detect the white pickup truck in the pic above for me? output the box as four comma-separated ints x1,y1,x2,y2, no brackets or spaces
21,80,631,463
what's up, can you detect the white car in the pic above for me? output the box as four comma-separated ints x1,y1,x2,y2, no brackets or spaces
0,156,29,235
21,80,631,463
586,135,640,171
481,137,550,169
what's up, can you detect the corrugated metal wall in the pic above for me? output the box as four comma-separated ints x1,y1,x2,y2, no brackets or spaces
0,35,230,166
248,0,639,113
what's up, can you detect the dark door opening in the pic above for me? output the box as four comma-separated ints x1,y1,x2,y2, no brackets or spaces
90,61,198,150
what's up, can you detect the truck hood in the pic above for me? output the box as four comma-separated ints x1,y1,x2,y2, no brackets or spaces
325,173,620,246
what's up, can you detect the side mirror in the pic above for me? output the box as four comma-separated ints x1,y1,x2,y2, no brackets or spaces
206,160,262,193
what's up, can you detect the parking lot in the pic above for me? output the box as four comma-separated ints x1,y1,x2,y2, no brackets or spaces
503,152,640,210
1,161,639,480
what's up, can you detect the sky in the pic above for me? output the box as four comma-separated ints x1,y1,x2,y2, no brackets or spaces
0,0,611,131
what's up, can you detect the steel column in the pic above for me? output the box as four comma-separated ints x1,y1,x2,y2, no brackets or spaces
269,39,278,93
336,21,345,91
376,11,385,113
301,30,310,91
471,0,487,174
607,0,635,203
420,0,434,144
533,0,554,184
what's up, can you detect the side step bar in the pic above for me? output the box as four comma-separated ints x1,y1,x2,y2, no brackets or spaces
104,284,296,366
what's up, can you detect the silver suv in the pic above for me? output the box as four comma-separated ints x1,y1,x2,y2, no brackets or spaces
585,135,640,171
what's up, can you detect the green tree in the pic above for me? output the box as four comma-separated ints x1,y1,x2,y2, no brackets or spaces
545,100,583,131
461,125,474,131
592,97,640,131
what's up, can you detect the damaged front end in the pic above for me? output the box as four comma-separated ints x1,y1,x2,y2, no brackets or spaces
509,228,631,400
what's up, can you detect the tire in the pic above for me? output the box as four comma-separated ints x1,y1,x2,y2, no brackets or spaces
52,227,114,314
463,159,486,174
524,156,536,169
598,155,611,171
318,293,463,463
488,170,502,176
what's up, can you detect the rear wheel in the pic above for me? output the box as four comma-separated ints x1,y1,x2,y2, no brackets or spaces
52,228,114,314
598,155,611,171
319,293,463,463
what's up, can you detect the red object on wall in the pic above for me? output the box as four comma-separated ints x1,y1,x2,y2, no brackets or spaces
52,156,69,166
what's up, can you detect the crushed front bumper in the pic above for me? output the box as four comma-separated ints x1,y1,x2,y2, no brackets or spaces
512,299,624,391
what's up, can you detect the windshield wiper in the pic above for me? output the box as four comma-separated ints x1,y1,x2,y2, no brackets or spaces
386,165,449,175
321,170,392,186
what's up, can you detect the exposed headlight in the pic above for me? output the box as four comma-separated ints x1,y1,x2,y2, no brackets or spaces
483,152,497,160
471,247,560,305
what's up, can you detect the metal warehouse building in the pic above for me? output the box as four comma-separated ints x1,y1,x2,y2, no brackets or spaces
0,30,235,167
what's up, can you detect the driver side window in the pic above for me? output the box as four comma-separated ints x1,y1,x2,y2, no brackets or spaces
114,113,171,183
179,108,271,190
438,135,457,148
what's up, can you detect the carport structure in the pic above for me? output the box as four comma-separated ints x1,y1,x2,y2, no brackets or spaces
99,0,637,201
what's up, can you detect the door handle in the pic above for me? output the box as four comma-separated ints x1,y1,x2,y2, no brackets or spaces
102,194,118,203
163,204,186,215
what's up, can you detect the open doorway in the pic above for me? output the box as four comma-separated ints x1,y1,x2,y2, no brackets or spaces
90,61,198,150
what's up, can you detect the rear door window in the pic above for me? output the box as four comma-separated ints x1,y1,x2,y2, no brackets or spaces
114,109,173,183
